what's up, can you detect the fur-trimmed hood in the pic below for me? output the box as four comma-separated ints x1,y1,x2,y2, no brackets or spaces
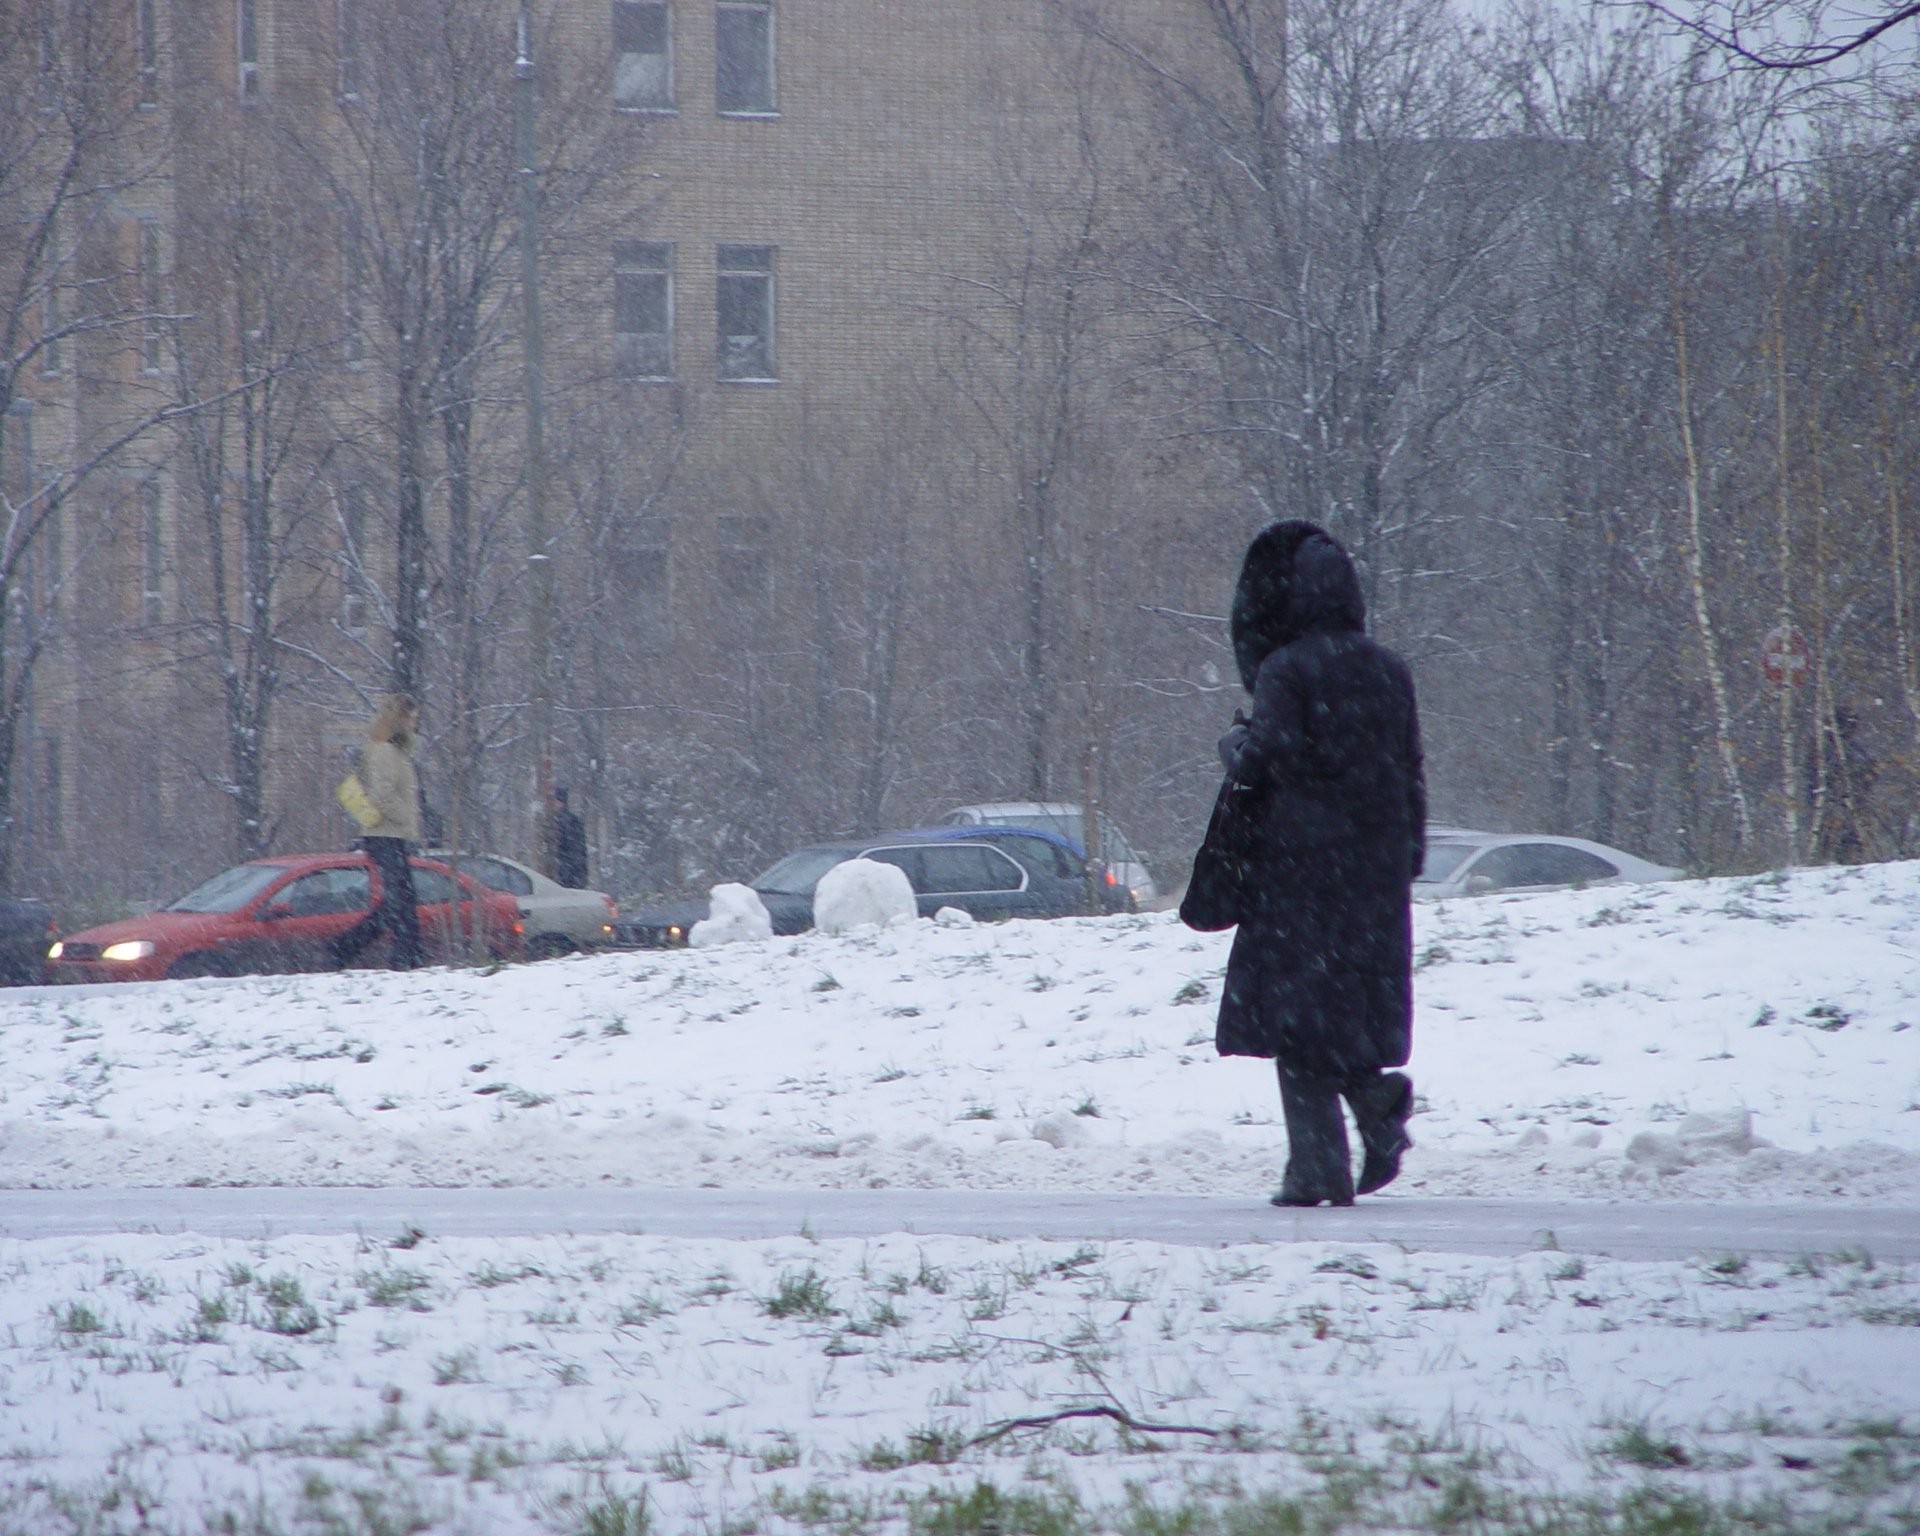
1229,520,1366,691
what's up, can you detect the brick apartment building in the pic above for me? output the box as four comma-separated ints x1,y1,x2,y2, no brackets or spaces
5,0,1215,904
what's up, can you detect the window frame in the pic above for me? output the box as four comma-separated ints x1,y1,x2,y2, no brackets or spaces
714,0,775,117
714,243,777,383
137,217,164,375
337,0,361,99
237,0,260,99
140,476,165,624
612,0,674,112
613,240,675,381
137,0,160,106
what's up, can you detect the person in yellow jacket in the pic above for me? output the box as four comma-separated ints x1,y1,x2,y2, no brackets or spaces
332,693,425,969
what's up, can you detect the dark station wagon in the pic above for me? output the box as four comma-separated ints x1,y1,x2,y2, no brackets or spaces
616,825,1127,948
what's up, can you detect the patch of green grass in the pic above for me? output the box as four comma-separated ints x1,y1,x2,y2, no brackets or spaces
471,1261,544,1289
615,1294,671,1327
1602,1419,1693,1469
763,1266,836,1320
359,1267,433,1311
911,1479,1087,1536
845,1298,905,1336
258,1275,322,1337
186,1293,229,1341
56,1301,104,1336
574,1490,652,1536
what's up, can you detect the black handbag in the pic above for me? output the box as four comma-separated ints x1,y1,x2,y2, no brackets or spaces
1179,775,1259,932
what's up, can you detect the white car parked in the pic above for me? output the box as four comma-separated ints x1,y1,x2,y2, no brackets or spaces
938,801,1159,908
1415,831,1681,899
427,852,617,957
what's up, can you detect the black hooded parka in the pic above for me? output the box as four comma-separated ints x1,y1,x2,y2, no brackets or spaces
1213,521,1426,1080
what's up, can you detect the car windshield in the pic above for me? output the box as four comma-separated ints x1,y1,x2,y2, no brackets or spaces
165,862,288,913
752,848,849,896
1416,843,1479,884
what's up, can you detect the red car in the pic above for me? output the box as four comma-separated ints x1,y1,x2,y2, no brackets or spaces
47,853,524,983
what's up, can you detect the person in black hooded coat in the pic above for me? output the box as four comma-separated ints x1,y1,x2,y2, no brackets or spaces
1205,520,1426,1206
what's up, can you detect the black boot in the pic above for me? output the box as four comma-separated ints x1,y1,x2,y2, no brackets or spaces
1273,1069,1358,1207
1269,1184,1356,1209
1353,1072,1413,1196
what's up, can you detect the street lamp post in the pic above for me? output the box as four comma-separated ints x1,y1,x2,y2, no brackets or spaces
516,6,556,873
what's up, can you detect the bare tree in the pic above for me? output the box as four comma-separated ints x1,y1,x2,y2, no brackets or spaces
0,2,185,892
1630,0,1920,69
167,124,340,859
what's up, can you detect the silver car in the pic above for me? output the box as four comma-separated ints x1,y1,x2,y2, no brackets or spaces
1415,831,1681,898
938,800,1159,908
427,852,618,957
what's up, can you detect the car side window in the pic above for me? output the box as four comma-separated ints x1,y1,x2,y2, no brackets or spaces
999,835,1078,881
1528,845,1617,885
483,859,534,897
410,866,456,905
921,845,1023,894
1473,844,1617,890
278,868,372,916
861,847,924,889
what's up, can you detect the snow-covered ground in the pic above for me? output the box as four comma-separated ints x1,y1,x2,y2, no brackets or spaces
2,859,1916,1201
0,862,1916,1533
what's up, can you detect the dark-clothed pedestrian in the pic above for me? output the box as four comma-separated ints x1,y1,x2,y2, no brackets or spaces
332,693,425,971
1193,521,1426,1206
552,786,589,889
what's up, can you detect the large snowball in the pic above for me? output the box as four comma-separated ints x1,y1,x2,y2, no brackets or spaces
689,883,773,947
813,857,917,934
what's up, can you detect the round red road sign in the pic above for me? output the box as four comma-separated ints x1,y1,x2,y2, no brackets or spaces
1762,625,1810,689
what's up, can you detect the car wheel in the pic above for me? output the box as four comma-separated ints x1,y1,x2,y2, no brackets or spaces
528,933,574,961
168,952,230,980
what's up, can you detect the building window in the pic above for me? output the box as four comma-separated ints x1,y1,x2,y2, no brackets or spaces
35,735,62,859
717,515,768,602
138,0,159,105
612,2,671,110
39,230,61,375
715,1,773,115
715,243,775,382
625,536,671,654
37,2,58,111
237,0,260,98
44,501,60,616
340,210,364,366
338,0,360,97
341,484,369,629
138,219,164,374
614,241,673,380
141,478,165,624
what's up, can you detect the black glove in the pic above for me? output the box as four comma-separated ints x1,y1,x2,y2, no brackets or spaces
1218,712,1250,773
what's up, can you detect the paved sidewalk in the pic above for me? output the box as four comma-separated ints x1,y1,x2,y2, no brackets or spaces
4,1186,1917,1260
